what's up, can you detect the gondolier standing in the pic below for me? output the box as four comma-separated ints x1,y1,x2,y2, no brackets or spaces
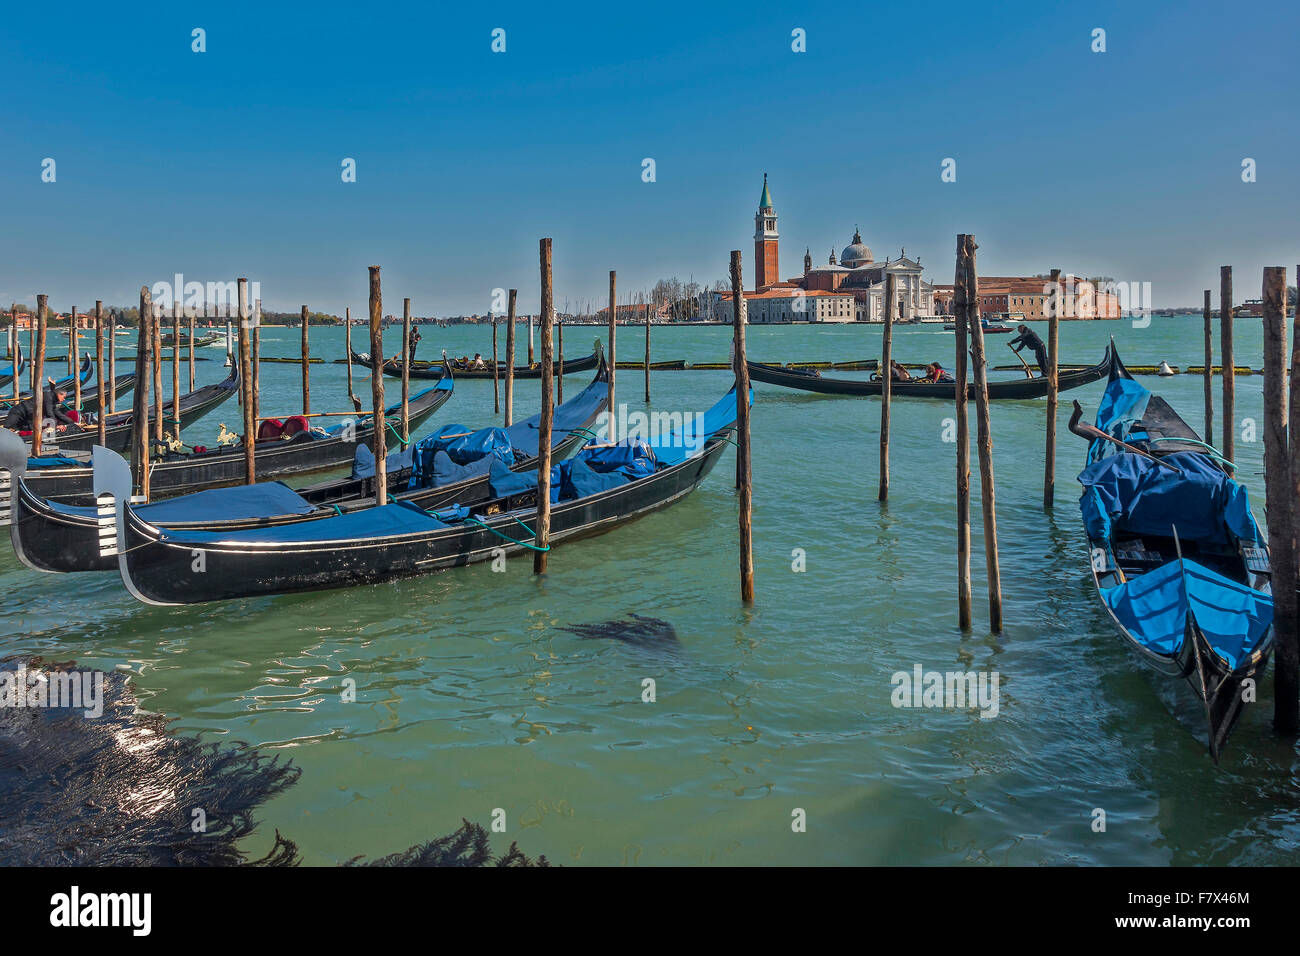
1008,324,1049,376
407,326,421,362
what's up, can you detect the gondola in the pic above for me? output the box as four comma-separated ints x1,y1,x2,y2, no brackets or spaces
0,342,25,390
1071,343,1273,761
353,349,600,381
2,359,608,573
944,323,1013,333
23,364,240,456
6,355,94,401
18,362,453,502
76,372,139,414
97,383,745,605
746,343,1115,399
158,332,220,349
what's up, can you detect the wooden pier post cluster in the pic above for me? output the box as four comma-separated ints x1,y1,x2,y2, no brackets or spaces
954,234,1002,633
878,271,895,501
1044,267,1061,509
535,239,555,574
1262,266,1298,734
368,267,387,506
237,279,255,486
731,250,754,604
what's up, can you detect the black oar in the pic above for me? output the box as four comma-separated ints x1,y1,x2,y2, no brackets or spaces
1006,342,1034,379
1068,401,1182,474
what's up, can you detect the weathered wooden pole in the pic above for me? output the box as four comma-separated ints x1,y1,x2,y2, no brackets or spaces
879,271,896,501
557,317,564,404
252,299,262,425
731,251,755,604
608,271,617,443
963,235,1002,633
1287,262,1300,731
132,288,152,499
1262,266,1297,734
299,304,311,415
504,290,517,427
188,305,195,391
31,296,47,457
151,297,163,442
11,309,19,403
400,298,411,443
70,306,81,416
345,307,357,411
528,311,534,365
368,266,388,506
644,299,651,403
236,279,256,485
108,308,117,413
94,301,106,447
535,241,555,574
492,312,499,414
1220,266,1234,463
1044,267,1061,509
954,236,974,629
1203,289,1214,447
171,298,181,441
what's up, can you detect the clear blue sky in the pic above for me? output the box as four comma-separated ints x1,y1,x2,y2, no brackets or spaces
2,0,1295,315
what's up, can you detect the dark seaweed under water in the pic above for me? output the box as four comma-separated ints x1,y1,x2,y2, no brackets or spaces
3,319,1299,866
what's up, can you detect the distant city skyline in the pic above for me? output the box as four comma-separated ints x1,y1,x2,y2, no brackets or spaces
2,1,1296,316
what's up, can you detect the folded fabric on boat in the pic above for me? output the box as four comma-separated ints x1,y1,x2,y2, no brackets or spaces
1101,556,1273,669
1077,451,1261,546
487,458,561,502
351,443,416,480
650,386,745,466
412,425,514,488
505,377,609,458
156,498,451,545
562,439,657,499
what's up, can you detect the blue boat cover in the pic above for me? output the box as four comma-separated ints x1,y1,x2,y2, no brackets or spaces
351,444,416,480
648,386,747,466
1078,451,1261,546
323,383,450,437
487,458,561,502
410,424,515,488
562,439,657,499
138,481,316,524
155,498,451,545
1101,557,1273,670
506,377,608,458
27,455,81,469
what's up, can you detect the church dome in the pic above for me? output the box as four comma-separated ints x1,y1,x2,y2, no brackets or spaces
840,228,872,266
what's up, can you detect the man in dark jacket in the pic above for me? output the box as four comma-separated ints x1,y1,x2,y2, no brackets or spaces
3,381,81,432
1008,325,1050,375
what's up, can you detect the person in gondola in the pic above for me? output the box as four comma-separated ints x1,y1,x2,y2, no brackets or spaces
1008,324,1049,375
3,380,82,433
408,326,421,361
889,360,913,382
923,362,954,384
470,352,486,370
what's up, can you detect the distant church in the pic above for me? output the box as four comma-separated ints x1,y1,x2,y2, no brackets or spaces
709,175,937,324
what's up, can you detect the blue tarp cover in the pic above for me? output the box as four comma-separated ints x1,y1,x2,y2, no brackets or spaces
411,424,514,488
1078,451,1261,546
562,439,657,499
505,377,608,458
487,458,561,502
648,385,746,466
137,481,315,524
351,444,415,480
156,499,450,545
27,455,80,469
1101,557,1273,670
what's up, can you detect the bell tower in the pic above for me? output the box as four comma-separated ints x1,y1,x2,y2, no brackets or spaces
754,173,779,290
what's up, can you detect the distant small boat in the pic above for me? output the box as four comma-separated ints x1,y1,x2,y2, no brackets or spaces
944,321,1015,334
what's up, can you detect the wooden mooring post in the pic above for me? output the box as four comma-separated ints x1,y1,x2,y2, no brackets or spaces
1044,267,1060,509
94,301,106,448
492,312,499,415
1262,266,1296,734
368,267,387,506
644,300,651,403
528,312,534,365
504,290,517,427
171,299,181,441
31,295,47,458
401,298,411,444
731,251,755,604
1220,266,1234,463
964,236,1003,633
879,271,895,501
1203,289,1213,447
953,238,973,629
107,308,116,413
188,305,195,391
1287,262,1300,732
70,306,81,416
151,299,163,443
557,317,564,404
535,239,555,574
301,305,311,415
237,279,255,485
345,307,358,412
252,299,262,424
132,287,152,499
608,271,617,443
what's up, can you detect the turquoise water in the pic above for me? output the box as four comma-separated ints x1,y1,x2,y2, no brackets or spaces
5,316,1298,866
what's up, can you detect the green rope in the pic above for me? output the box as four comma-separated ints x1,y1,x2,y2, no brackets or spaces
1145,437,1236,470
461,515,550,552
331,504,342,516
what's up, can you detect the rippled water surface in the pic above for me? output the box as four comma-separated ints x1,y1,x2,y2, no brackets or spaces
5,317,1298,866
